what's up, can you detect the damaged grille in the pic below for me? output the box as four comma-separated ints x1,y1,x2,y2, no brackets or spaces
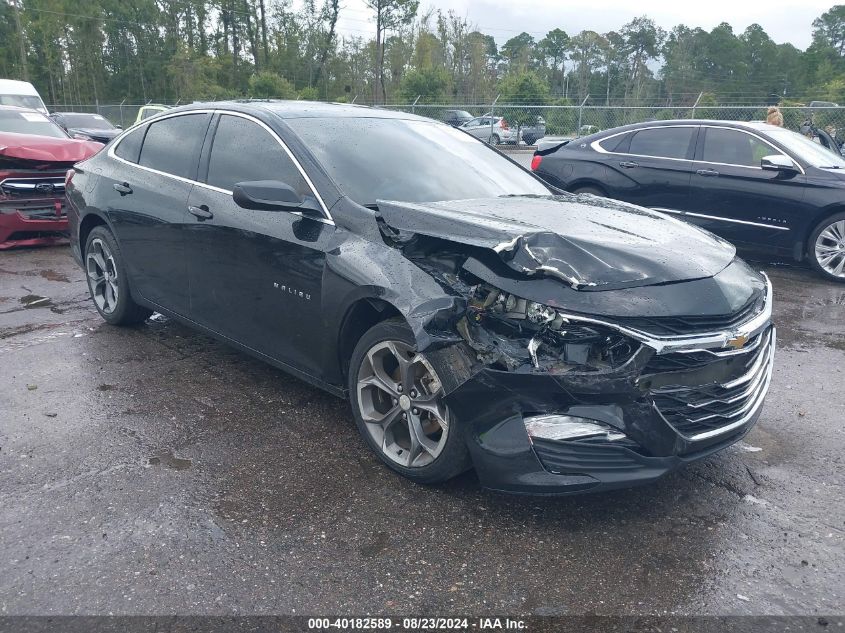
611,293,764,336
651,328,774,441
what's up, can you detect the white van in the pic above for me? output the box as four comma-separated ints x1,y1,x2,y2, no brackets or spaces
0,79,48,113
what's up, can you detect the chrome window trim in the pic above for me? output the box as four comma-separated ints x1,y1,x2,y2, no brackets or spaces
590,124,806,175
106,108,334,225
652,207,791,232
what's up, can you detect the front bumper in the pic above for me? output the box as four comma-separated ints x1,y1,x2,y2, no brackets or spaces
0,203,68,250
438,285,776,495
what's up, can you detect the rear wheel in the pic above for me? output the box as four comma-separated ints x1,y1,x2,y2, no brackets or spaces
571,185,606,197
348,319,471,484
488,133,501,145
808,213,845,282
84,226,152,324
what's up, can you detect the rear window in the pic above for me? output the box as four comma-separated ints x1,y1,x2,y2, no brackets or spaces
628,127,695,160
138,114,209,179
114,126,146,163
598,133,629,152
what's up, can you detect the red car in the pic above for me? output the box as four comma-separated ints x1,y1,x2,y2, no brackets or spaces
0,105,102,249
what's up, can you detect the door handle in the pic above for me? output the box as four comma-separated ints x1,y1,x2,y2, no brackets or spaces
619,161,639,168
696,168,720,177
113,182,132,195
188,204,213,220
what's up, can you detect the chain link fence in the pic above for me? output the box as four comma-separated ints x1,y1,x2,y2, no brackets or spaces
46,101,845,146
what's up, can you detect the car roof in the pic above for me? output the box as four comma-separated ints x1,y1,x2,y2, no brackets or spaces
579,119,788,143
167,99,434,122
0,79,40,95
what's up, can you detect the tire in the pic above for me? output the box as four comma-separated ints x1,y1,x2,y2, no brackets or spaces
808,212,845,282
488,133,501,145
84,226,153,325
348,318,471,484
572,185,606,197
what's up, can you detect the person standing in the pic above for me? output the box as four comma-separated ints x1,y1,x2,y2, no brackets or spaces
767,105,784,126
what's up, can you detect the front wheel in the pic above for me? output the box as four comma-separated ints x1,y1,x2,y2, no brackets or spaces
808,213,845,282
84,226,153,324
348,319,471,484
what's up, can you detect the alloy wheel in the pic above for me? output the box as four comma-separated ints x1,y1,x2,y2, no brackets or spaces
356,340,450,468
815,219,845,278
86,237,120,314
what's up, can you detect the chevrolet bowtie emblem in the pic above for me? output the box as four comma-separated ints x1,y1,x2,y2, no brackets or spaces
726,334,749,350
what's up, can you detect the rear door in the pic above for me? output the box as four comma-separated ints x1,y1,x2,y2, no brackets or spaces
687,126,806,250
603,125,697,210
184,112,335,374
105,112,211,315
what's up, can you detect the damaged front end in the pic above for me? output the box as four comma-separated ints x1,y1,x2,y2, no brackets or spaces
377,196,775,494
0,134,101,249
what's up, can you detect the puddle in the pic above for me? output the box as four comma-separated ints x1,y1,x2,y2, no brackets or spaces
147,451,193,471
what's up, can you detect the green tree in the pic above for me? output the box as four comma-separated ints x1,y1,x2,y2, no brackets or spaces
813,5,845,55
249,71,296,98
498,71,549,140
366,0,419,104
538,28,569,94
398,67,449,102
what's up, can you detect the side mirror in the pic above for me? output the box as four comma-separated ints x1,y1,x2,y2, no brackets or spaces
233,180,320,214
761,154,798,173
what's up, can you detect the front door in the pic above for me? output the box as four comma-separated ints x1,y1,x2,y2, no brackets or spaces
184,113,335,375
687,126,806,251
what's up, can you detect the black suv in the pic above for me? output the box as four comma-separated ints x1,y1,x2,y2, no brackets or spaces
67,102,774,495
532,120,845,282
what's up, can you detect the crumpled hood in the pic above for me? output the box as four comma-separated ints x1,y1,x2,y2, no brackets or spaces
377,195,737,291
0,132,103,163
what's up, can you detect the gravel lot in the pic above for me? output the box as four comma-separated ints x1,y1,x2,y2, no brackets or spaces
0,243,843,616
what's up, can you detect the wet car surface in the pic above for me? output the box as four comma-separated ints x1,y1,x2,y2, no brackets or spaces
1,245,843,615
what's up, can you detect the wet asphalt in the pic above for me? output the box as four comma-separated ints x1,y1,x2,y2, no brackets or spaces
0,242,843,617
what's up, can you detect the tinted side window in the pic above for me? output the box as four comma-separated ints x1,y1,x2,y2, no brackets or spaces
598,133,629,153
206,115,309,195
138,114,208,179
628,127,695,159
702,127,781,167
114,126,146,163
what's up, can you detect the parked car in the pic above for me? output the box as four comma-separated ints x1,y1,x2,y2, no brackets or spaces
134,104,170,124
0,106,102,249
442,109,473,127
50,112,121,143
460,115,513,144
67,102,774,495
532,119,845,282
0,78,48,113
519,115,546,145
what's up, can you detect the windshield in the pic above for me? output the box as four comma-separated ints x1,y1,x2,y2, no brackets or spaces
287,117,550,205
767,127,845,168
61,113,114,129
0,94,46,112
0,110,67,138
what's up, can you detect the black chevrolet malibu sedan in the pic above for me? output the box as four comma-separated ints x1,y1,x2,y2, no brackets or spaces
66,102,775,495
532,120,845,282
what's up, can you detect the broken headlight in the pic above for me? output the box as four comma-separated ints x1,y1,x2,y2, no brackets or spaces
458,283,640,373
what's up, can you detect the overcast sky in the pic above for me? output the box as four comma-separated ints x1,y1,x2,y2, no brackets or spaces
332,0,834,50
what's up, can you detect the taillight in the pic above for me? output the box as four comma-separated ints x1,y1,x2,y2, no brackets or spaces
500,118,509,130
65,169,75,188
531,155,543,171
